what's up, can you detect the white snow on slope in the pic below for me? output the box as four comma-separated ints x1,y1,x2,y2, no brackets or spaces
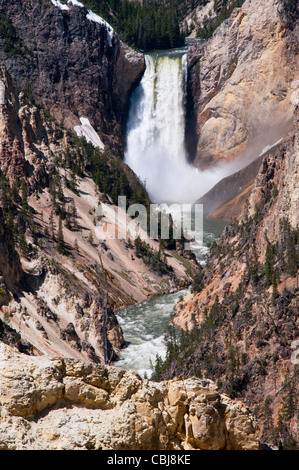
74,117,105,150
0,80,5,105
51,0,70,11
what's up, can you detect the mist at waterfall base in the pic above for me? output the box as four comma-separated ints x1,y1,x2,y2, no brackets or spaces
125,50,232,204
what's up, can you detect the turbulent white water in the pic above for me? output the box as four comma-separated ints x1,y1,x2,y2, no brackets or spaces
117,50,230,378
125,51,224,204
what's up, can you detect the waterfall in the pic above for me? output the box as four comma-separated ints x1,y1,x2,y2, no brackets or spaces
125,51,223,204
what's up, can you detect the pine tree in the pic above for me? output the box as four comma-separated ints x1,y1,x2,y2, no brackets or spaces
19,231,29,257
70,199,78,227
271,270,280,303
5,210,15,239
88,231,94,245
286,229,299,276
65,208,72,230
57,179,65,203
263,397,274,438
11,178,21,204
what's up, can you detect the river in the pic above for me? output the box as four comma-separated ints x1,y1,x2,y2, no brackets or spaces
115,216,227,378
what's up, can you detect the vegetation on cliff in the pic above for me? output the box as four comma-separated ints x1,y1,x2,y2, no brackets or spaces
0,128,149,259
82,0,250,49
84,0,184,50
196,0,245,39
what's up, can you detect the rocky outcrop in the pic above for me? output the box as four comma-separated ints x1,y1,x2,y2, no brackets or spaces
0,64,65,191
208,182,253,220
170,108,299,446
197,154,264,217
186,0,299,169
182,0,217,38
0,0,145,152
0,342,260,450
0,67,122,362
175,108,299,329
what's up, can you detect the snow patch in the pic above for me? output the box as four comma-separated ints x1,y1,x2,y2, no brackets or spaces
291,81,299,107
86,10,114,46
51,0,70,11
291,89,299,107
74,117,105,150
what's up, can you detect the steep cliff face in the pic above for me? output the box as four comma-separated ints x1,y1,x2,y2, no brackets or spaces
0,75,23,293
197,153,264,216
0,0,145,153
0,342,260,450
186,0,299,169
168,109,299,447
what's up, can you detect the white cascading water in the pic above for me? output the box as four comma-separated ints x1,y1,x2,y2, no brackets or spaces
125,52,223,204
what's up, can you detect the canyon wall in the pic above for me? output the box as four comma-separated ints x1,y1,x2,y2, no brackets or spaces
0,342,260,450
0,60,195,365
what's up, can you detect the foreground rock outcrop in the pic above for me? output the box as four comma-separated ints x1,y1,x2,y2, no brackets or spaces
0,343,259,450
